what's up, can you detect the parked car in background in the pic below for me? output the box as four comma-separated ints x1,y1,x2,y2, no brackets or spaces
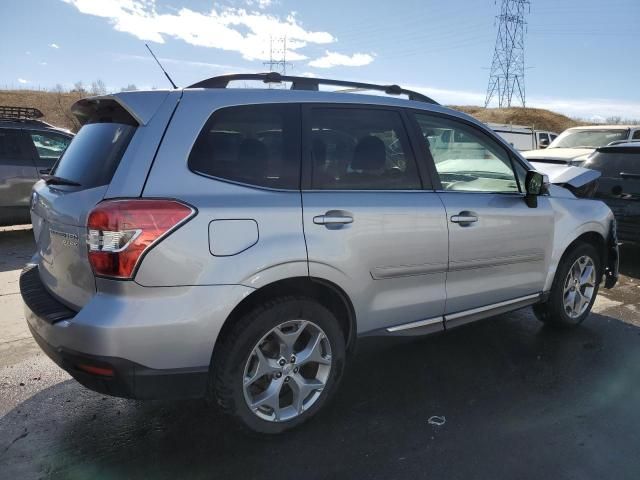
0,106,73,226
489,123,557,151
583,141,640,244
21,73,618,434
522,125,640,165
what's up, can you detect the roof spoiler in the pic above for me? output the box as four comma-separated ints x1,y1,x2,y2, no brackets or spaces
71,91,172,127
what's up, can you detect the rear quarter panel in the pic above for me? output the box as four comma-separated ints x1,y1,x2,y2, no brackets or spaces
136,90,308,288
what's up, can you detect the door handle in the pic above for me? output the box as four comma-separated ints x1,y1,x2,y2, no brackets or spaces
313,211,354,226
620,172,640,180
450,212,478,225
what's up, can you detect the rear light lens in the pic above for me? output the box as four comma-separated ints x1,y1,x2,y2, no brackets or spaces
87,199,195,279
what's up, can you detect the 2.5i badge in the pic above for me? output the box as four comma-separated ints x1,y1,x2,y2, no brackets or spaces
49,228,79,248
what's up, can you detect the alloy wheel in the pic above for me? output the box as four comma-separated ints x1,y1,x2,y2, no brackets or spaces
563,255,596,319
242,320,332,422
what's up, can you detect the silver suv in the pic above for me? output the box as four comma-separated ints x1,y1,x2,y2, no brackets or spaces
21,73,618,434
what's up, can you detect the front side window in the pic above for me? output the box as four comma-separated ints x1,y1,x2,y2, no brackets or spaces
632,130,640,140
189,104,300,189
308,108,421,190
414,113,520,193
28,131,71,164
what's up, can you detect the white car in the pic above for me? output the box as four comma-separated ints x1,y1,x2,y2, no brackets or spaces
523,125,640,164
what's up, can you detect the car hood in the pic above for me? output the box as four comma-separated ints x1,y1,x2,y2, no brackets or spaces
522,148,593,163
530,161,601,189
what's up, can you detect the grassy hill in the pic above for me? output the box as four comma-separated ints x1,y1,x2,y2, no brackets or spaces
451,105,585,134
1,89,587,134
0,89,85,132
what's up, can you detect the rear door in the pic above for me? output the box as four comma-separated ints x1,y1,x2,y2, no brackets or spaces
301,105,448,333
0,127,38,217
31,104,138,309
591,147,640,241
412,112,554,316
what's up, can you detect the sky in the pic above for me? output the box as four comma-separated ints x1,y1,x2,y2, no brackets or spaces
0,0,638,120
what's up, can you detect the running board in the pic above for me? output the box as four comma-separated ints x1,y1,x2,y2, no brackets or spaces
380,293,542,336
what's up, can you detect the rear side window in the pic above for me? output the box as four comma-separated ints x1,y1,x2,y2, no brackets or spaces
589,150,640,178
52,123,135,188
307,108,421,190
0,129,31,164
189,104,300,189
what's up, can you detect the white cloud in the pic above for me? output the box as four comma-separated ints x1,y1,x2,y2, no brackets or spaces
308,51,374,68
246,0,274,9
49,43,60,49
62,0,336,62
115,53,246,72
40,61,48,66
17,78,30,84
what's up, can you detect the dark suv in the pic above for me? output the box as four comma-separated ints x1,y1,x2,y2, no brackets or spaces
0,106,73,226
586,142,640,244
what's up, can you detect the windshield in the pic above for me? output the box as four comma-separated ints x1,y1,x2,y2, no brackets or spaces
549,129,629,149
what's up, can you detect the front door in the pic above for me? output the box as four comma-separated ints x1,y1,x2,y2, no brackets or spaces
301,105,448,334
412,111,554,315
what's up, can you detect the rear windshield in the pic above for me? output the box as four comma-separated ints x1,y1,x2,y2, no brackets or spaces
52,123,136,188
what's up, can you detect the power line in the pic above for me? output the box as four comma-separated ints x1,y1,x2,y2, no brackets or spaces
263,36,292,86
485,0,530,108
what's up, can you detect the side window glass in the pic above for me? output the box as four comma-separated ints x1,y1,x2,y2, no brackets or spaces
632,130,640,140
308,108,421,190
0,129,30,164
189,104,299,189
28,131,71,164
414,113,520,193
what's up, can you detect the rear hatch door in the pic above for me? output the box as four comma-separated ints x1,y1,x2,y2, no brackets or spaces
31,100,138,310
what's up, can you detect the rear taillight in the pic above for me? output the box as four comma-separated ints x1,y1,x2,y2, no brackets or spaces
87,199,195,279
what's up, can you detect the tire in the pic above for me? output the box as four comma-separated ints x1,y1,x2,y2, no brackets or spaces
211,296,346,434
533,242,601,328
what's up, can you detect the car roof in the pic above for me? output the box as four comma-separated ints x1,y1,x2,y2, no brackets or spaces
566,125,640,131
597,141,640,151
0,118,73,135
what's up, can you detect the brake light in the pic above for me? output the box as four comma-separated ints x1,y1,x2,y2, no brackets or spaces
87,199,195,279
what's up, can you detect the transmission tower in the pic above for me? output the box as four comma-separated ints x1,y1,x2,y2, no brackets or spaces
484,0,530,108
263,36,292,87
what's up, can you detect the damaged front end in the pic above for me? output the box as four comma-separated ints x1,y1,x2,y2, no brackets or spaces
529,161,601,198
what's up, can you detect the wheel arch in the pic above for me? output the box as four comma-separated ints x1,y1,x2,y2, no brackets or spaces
545,228,608,292
212,276,358,366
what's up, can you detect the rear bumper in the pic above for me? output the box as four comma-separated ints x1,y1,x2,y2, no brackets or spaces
21,264,254,400
28,323,208,399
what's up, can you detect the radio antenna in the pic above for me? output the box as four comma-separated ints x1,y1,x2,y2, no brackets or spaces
145,43,178,89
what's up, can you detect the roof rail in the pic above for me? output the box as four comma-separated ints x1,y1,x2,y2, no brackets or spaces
187,72,439,105
0,106,44,120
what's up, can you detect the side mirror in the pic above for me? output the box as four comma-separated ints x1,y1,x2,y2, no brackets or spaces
539,138,550,149
524,171,549,208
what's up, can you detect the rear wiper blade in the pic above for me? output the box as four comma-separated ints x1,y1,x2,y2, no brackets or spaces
42,174,81,187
